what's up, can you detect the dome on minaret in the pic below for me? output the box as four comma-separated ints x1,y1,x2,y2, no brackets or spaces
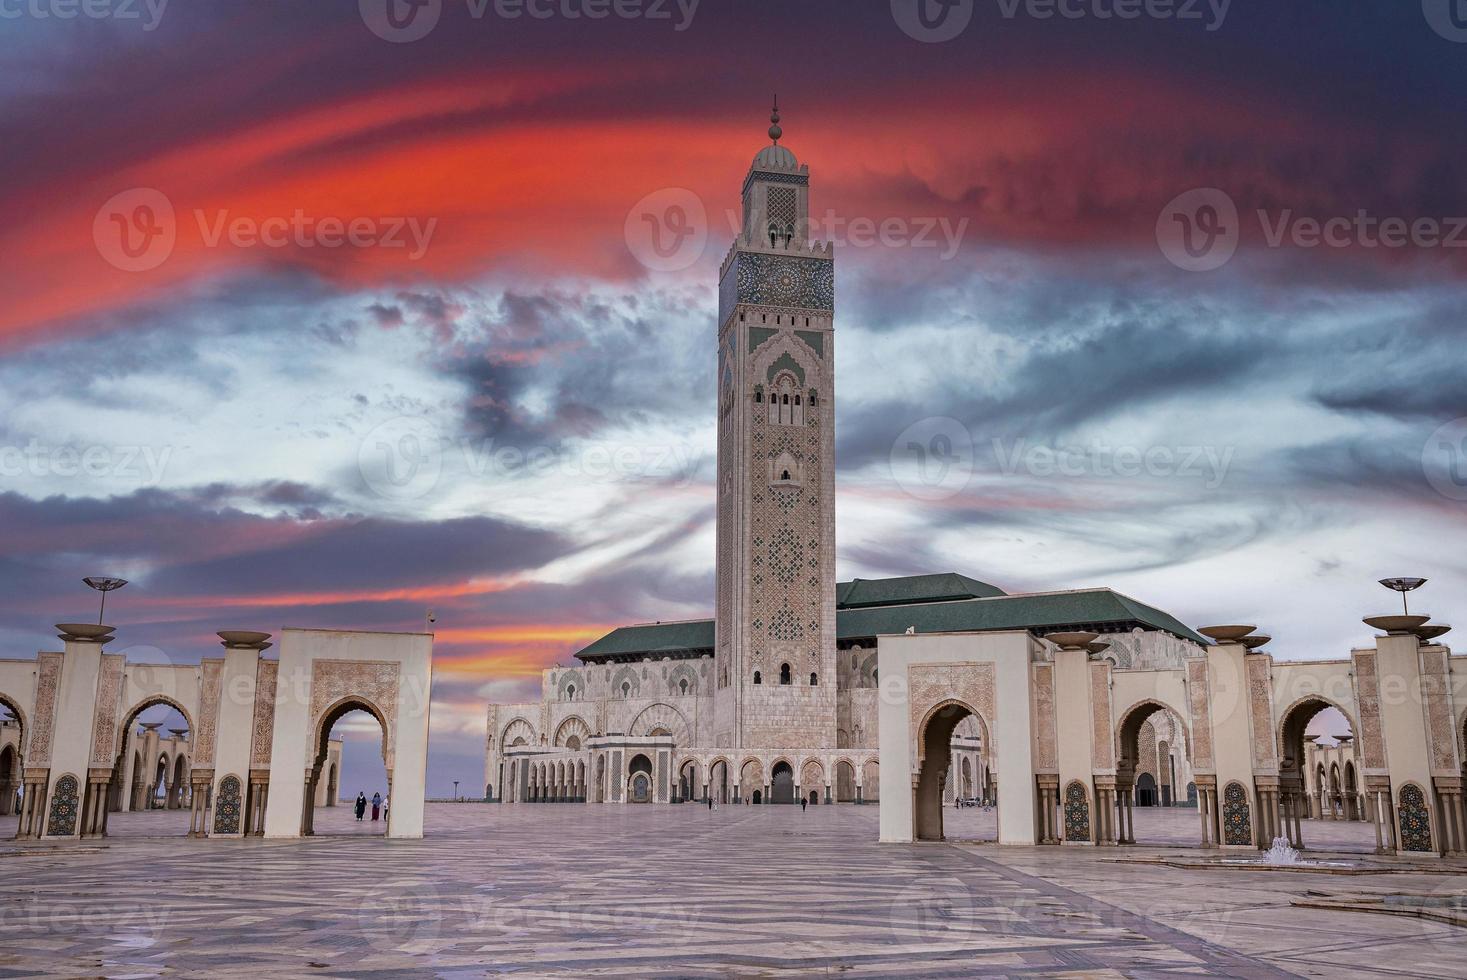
752,97,797,169
753,144,798,169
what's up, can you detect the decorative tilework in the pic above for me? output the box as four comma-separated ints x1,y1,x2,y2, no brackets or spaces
213,775,242,835
1419,649,1457,772
1090,661,1114,770
250,660,279,768
89,654,125,766
1064,781,1090,842
47,774,79,836
27,654,62,767
1246,656,1276,769
908,663,997,771
1222,781,1252,845
1397,783,1432,852
1032,664,1057,772
1352,651,1386,770
195,660,223,766
727,252,834,314
1185,659,1214,770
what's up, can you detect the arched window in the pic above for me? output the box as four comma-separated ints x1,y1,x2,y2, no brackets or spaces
780,469,791,481
753,671,762,685
810,672,818,686
621,681,630,697
679,678,689,696
779,663,791,685
567,684,575,700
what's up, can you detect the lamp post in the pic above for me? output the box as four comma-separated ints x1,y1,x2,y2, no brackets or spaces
82,576,129,624
453,780,459,802
1378,577,1427,615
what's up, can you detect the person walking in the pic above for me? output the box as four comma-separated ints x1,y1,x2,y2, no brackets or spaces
371,791,382,821
801,796,807,812
382,794,390,822
355,792,367,821
707,795,713,811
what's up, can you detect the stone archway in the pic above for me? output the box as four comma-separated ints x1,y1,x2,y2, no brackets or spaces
1277,695,1357,849
915,700,987,841
108,697,196,836
738,759,763,804
627,753,653,803
1114,699,1191,845
304,697,389,836
708,758,730,803
0,695,23,827
835,760,856,802
770,761,795,804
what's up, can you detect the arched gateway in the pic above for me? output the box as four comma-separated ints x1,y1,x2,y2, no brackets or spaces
878,618,1466,856
0,624,432,841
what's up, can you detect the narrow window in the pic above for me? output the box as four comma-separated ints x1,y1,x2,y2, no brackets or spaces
779,663,791,685
621,681,630,697
753,671,762,685
810,672,818,686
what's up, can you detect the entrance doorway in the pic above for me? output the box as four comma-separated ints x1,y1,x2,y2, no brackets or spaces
307,702,388,836
628,753,652,803
770,762,795,804
915,701,993,842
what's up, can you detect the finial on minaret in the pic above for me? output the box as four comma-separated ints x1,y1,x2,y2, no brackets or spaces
768,95,782,144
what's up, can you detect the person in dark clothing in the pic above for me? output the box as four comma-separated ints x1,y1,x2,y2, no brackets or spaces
801,797,807,812
707,796,713,810
355,792,367,821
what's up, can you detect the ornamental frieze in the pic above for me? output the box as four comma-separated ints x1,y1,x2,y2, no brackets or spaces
89,654,125,767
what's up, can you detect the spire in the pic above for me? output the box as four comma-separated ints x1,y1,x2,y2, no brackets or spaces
768,95,782,145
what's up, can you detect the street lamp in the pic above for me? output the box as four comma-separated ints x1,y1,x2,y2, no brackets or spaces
82,576,129,624
1379,577,1427,615
453,780,459,802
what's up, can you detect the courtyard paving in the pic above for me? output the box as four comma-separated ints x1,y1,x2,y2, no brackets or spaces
1,803,1462,977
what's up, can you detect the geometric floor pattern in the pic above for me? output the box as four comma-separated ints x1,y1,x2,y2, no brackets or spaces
2,804,1463,977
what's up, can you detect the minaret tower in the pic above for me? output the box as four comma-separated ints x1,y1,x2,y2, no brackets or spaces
713,101,837,750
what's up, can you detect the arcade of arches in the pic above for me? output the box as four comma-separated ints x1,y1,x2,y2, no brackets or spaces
0,625,431,841
880,619,1467,856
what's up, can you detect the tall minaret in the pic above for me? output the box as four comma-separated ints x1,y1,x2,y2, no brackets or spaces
713,101,837,750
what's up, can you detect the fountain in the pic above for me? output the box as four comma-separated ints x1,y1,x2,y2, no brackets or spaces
1263,837,1303,866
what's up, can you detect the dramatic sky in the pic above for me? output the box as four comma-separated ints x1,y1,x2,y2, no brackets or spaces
2,1,1464,795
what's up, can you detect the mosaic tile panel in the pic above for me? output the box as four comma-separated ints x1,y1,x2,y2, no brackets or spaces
1397,783,1432,852
1222,781,1252,846
213,775,243,835
46,773,79,837
1064,780,1091,842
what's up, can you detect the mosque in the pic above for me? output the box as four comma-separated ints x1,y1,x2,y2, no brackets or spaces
481,111,1467,853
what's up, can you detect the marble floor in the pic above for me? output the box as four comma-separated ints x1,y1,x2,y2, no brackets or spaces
1,803,1462,978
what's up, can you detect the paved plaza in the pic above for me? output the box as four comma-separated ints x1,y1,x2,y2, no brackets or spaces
2,803,1463,977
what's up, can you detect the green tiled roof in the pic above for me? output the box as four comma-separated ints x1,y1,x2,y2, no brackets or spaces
574,619,716,661
836,572,1005,608
834,589,1208,646
572,576,1205,662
